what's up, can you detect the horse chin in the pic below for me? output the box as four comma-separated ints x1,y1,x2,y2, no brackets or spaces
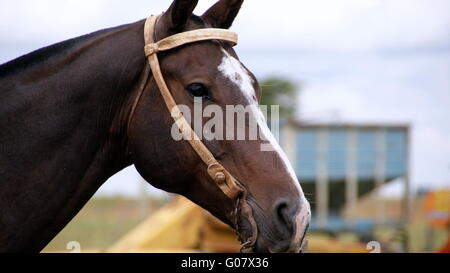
234,196,308,253
234,203,279,253
239,231,290,253
235,216,269,253
235,214,257,252
248,235,305,253
250,236,271,253
235,216,307,253
235,216,282,253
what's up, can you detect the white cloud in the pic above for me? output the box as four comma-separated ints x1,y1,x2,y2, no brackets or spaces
233,0,450,51
1,0,449,52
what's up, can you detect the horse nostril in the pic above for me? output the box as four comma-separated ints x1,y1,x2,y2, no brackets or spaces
273,200,295,237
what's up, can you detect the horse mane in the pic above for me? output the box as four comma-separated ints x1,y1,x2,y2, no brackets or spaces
0,25,127,79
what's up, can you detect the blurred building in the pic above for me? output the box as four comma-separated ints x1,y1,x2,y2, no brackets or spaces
278,120,411,240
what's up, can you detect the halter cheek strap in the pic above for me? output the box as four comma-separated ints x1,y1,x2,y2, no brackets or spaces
130,15,243,199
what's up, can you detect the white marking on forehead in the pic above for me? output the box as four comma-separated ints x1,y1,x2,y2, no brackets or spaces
217,48,256,104
255,108,305,197
217,48,306,200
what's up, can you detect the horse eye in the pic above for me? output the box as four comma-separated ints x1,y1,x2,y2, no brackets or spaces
186,83,209,99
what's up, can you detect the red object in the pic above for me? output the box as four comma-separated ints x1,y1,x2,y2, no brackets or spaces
438,238,450,253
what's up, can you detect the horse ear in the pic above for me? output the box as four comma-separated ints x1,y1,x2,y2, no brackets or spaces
201,0,244,29
161,0,199,31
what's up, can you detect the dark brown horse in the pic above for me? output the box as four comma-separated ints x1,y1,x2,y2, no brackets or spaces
0,0,310,253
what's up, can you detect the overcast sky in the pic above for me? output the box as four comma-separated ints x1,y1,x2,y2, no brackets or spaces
1,0,449,196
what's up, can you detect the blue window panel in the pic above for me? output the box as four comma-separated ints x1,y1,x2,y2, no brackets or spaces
296,130,317,180
357,130,376,179
327,129,347,179
385,129,407,177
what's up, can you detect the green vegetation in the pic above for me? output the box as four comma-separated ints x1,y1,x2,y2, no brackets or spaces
259,76,300,118
43,196,168,252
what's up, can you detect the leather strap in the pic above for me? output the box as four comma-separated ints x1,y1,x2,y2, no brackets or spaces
144,28,237,56
139,15,243,199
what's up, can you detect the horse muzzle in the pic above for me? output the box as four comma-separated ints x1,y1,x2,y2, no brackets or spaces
237,196,311,253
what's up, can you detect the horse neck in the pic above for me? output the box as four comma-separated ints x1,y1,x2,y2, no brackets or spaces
0,20,147,252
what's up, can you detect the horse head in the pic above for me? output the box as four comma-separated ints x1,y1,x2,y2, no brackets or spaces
128,0,310,253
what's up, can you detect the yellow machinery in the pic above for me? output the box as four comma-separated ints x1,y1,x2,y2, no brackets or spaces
108,196,369,253
108,196,241,252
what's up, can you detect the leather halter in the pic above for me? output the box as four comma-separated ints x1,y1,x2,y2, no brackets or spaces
127,15,260,251
128,15,244,200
